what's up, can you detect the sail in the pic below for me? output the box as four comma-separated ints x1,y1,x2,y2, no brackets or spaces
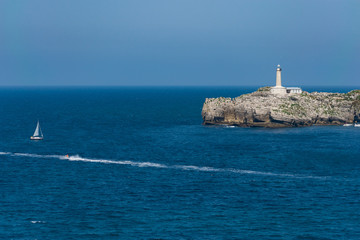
33,121,42,137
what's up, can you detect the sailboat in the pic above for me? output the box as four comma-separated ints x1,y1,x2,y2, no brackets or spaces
30,121,43,140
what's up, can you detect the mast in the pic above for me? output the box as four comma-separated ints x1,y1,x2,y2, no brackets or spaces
39,122,43,137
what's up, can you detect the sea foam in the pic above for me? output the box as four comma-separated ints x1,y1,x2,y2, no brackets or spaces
1,151,327,180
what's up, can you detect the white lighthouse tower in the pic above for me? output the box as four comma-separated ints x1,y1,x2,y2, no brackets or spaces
276,64,282,87
271,64,287,95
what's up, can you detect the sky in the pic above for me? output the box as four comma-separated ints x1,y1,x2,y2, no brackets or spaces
0,0,359,86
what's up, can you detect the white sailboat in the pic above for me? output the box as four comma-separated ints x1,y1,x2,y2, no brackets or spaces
30,121,43,140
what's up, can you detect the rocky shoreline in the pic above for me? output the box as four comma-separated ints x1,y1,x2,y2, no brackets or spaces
202,87,360,128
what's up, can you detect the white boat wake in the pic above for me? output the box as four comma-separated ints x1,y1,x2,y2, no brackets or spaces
0,151,327,180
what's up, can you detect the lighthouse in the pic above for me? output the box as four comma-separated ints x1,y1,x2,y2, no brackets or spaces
270,64,287,95
276,64,282,87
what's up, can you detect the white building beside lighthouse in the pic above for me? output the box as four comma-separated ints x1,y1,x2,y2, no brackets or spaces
270,65,302,95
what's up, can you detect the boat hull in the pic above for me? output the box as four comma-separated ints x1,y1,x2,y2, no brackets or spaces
30,136,43,140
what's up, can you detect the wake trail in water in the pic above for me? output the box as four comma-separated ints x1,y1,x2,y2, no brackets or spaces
0,151,327,180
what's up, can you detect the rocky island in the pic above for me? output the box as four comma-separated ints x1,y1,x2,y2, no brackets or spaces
202,87,360,128
202,65,360,128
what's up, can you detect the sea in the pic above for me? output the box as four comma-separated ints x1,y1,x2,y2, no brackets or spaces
0,86,360,239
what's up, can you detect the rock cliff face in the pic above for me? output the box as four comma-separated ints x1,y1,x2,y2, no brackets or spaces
202,87,360,127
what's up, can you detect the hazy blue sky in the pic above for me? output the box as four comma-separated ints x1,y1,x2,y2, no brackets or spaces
0,0,359,86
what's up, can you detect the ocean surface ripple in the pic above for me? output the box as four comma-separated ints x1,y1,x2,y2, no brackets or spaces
1,87,360,239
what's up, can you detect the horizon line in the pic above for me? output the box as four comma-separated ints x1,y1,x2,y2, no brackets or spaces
0,85,360,88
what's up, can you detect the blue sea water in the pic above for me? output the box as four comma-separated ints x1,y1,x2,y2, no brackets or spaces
1,86,360,239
